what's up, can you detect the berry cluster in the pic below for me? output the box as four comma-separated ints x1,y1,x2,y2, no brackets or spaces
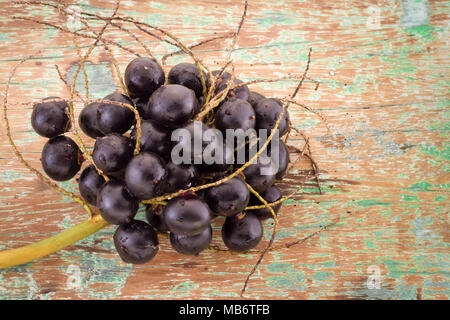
31,57,290,264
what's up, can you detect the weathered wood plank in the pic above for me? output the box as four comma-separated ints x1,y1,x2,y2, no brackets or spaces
0,0,448,299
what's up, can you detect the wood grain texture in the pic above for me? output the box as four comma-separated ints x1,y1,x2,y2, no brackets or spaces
0,0,448,299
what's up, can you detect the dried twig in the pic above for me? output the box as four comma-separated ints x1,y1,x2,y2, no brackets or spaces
240,178,278,296
1,54,93,218
240,47,314,296
162,33,234,66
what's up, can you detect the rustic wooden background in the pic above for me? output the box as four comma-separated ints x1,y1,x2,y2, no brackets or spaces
0,0,448,299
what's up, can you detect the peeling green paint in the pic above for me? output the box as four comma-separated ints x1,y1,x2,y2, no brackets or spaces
255,11,297,27
406,182,433,192
354,199,392,207
434,195,447,202
313,271,333,281
400,0,430,29
402,194,419,202
66,61,117,99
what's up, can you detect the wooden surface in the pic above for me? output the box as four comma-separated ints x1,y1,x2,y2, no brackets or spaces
0,0,449,300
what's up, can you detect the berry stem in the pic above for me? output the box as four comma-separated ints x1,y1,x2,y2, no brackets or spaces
2,55,94,218
108,20,150,58
203,1,246,105
196,60,208,99
11,14,139,57
142,101,287,204
77,4,142,155
230,1,248,52
245,175,313,211
204,60,232,105
73,36,90,100
195,71,236,121
81,11,214,97
121,17,210,73
282,98,330,134
141,200,167,206
51,2,216,107
0,215,108,269
240,49,314,296
243,140,314,211
94,98,141,155
54,64,87,104
62,3,120,180
232,74,320,90
63,8,116,181
83,12,211,76
161,33,233,66
240,179,278,296
77,16,129,96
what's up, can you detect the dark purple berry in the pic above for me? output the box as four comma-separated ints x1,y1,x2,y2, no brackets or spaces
197,142,234,174
145,84,198,127
97,92,135,135
78,165,106,206
113,220,159,264
222,212,263,252
163,197,211,236
269,140,290,179
41,135,81,181
161,162,198,194
78,102,104,139
92,134,133,174
31,97,71,138
170,225,212,256
130,120,171,158
248,185,282,220
145,204,169,233
205,176,249,217
98,180,138,225
125,57,165,99
215,98,255,133
135,97,149,118
168,62,209,98
248,91,265,108
254,98,289,137
242,156,277,193
212,70,249,101
124,152,167,200
171,121,217,165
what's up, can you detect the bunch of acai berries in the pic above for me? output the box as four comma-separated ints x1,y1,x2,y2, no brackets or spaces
30,57,290,264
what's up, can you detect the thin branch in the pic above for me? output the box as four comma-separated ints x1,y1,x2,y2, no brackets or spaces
2,54,93,217
142,101,287,204
162,33,233,66
240,177,278,296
